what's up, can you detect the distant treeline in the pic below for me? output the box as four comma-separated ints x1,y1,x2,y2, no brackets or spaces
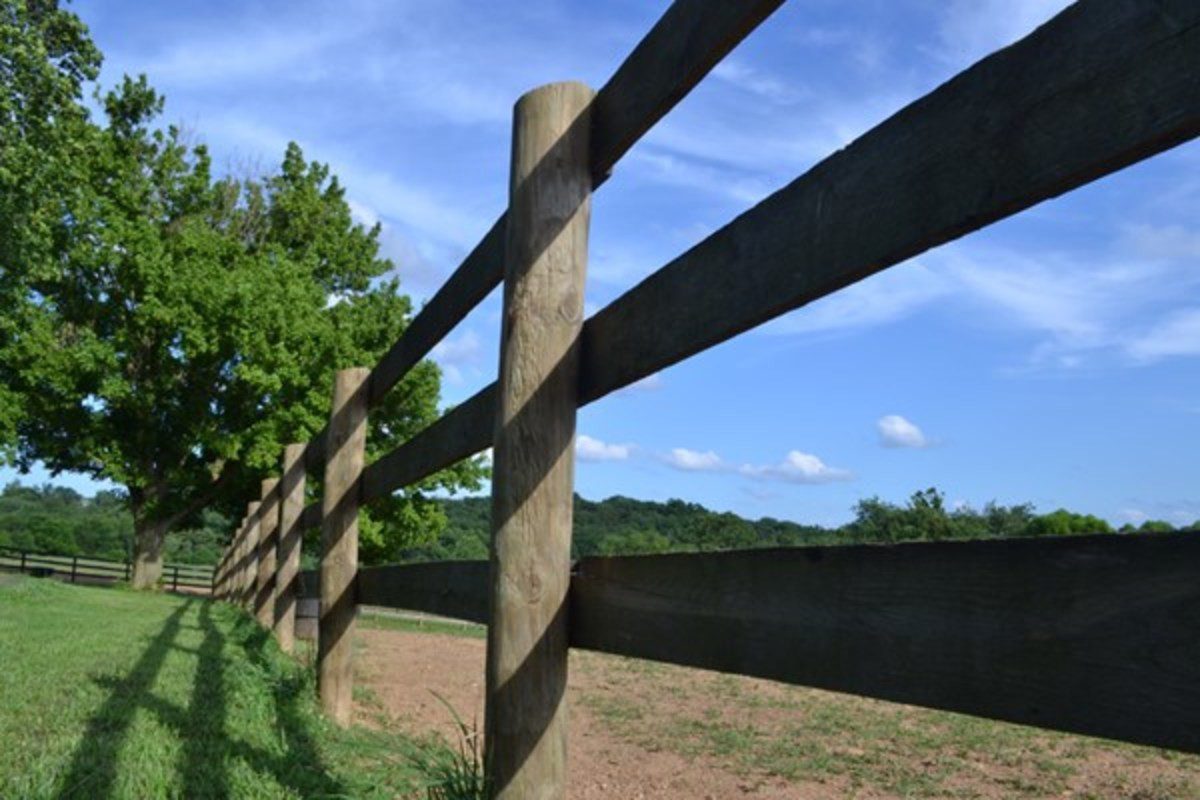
397,488,1197,562
0,484,227,565
1,482,1193,567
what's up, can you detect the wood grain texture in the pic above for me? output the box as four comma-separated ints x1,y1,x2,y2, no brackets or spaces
569,534,1200,754
255,478,280,628
318,367,369,728
241,503,260,611
357,561,489,624
485,81,594,800
578,0,1200,403
275,443,307,653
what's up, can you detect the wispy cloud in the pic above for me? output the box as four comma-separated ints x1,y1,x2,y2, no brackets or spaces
576,435,633,463
877,415,930,449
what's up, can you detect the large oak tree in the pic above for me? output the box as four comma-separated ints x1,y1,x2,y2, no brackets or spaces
0,1,482,587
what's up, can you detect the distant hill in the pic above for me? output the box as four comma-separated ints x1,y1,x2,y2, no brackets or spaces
394,489,1194,563
2,482,1192,566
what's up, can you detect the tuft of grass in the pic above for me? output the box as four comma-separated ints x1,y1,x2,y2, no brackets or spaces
415,692,489,800
0,576,473,799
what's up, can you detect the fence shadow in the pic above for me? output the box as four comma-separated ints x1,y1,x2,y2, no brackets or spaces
54,598,351,799
55,601,193,799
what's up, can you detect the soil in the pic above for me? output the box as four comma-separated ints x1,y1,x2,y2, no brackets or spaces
353,626,1200,799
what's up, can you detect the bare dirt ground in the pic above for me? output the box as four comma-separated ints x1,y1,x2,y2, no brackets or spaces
353,624,1200,799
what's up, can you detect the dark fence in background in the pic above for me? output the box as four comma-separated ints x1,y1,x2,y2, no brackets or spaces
0,545,214,593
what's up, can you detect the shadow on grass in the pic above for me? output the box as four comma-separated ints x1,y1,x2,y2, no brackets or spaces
55,598,350,799
55,600,193,798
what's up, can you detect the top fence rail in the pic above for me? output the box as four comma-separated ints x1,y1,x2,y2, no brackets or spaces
294,0,1200,513
302,0,787,472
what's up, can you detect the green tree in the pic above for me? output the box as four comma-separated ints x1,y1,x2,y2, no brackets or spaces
0,0,102,453
0,16,482,586
1025,509,1112,537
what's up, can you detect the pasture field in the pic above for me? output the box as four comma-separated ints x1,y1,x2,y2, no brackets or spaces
5,576,1199,799
355,614,1200,799
0,577,469,799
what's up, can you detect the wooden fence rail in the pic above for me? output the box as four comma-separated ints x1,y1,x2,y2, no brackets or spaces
209,0,1200,795
0,545,214,592
291,532,1200,754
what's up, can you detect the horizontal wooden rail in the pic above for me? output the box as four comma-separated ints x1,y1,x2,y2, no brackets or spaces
578,0,1200,400
358,561,489,623
0,547,213,590
361,385,496,502
348,0,1200,497
570,533,1200,754
336,533,1200,754
303,0,785,472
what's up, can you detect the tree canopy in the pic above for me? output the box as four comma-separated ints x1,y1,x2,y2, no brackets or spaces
0,1,482,586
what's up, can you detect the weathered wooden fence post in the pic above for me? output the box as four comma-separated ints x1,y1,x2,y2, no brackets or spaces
256,478,281,627
70,555,77,584
485,80,594,799
319,368,369,726
275,442,307,653
231,518,247,604
242,503,261,611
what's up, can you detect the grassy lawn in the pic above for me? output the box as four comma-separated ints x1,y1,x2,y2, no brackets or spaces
0,576,473,799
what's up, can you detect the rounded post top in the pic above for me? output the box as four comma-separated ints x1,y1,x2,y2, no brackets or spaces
513,80,595,115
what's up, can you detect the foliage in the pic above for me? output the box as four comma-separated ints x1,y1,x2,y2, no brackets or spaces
401,488,1190,561
0,481,225,564
0,2,483,582
0,0,102,454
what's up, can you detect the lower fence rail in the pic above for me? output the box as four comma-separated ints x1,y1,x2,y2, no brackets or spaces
297,532,1200,755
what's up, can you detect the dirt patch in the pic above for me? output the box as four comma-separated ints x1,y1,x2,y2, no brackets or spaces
354,627,1200,799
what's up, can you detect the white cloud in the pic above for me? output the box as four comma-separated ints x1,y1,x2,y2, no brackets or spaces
662,448,724,472
739,450,852,484
877,415,930,449
576,435,632,463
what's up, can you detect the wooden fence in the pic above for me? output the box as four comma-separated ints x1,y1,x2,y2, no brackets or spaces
212,1,1200,796
0,545,214,593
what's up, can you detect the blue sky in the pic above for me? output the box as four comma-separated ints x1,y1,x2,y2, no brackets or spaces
7,0,1198,527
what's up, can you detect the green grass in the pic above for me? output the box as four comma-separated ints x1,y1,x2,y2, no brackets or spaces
358,611,486,640
0,577,480,799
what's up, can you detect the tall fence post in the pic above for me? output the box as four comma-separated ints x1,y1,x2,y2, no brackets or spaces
275,442,307,653
319,367,369,727
256,478,281,628
242,503,261,611
485,80,595,799
172,565,179,593
70,555,77,584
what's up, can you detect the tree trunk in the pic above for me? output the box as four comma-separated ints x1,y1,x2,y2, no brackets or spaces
130,516,169,589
